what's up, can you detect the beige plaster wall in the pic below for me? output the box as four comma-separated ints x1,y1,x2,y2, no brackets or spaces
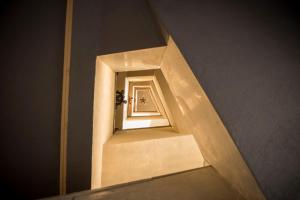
100,47,166,72
91,58,116,189
91,47,168,190
101,127,205,187
45,167,246,200
155,69,187,132
159,37,265,200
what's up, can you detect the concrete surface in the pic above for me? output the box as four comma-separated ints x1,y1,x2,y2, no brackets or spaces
101,127,205,187
67,0,165,192
0,0,65,198
91,57,116,189
44,167,245,200
150,1,300,199
160,37,264,200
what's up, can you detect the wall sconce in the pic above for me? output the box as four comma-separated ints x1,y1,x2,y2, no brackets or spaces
115,90,127,107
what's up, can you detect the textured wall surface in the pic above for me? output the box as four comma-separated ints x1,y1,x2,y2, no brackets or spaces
102,128,204,187
160,37,264,200
91,58,115,189
45,167,245,200
0,0,66,199
67,0,165,193
150,1,300,199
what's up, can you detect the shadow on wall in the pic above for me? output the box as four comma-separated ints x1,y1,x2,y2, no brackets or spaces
91,36,265,200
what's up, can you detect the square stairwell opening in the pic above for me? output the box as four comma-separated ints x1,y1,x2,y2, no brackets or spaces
91,40,208,190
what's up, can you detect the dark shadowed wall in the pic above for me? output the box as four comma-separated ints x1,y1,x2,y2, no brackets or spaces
67,0,165,193
0,0,66,199
150,1,300,200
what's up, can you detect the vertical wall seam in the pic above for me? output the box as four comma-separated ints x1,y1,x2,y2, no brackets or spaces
60,0,73,195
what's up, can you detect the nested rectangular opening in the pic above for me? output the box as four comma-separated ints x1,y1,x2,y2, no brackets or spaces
91,41,208,190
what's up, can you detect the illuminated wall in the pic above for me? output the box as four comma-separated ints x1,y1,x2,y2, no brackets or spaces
150,1,300,199
91,58,115,189
66,0,165,193
160,37,264,200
